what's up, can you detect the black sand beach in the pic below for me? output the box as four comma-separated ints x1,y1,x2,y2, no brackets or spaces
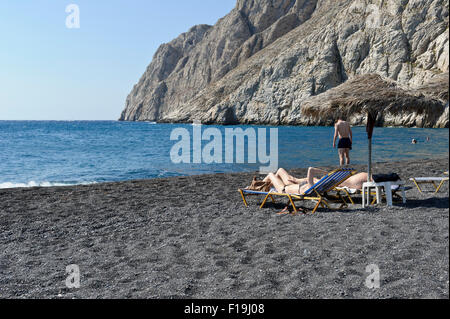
0,158,448,299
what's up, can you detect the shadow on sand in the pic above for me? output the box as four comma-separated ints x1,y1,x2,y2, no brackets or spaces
251,194,449,214
403,197,449,209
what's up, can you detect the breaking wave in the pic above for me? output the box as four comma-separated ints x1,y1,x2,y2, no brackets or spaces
0,181,97,189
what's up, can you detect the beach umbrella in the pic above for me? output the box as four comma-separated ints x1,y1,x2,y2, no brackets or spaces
366,110,378,182
298,75,445,176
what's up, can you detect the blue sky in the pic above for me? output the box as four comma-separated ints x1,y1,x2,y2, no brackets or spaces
0,0,236,120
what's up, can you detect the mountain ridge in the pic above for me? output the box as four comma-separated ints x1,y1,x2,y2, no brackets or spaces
120,0,449,128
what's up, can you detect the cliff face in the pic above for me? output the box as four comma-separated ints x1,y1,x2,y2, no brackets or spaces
120,0,449,128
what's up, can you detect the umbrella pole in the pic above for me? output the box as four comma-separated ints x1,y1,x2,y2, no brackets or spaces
366,110,377,207
367,137,372,207
368,137,372,182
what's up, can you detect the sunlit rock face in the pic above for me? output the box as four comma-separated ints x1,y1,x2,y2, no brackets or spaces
120,0,449,128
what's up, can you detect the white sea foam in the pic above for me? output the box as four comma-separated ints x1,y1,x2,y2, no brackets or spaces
0,181,97,189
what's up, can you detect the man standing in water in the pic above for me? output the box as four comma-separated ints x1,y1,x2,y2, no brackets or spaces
333,117,353,166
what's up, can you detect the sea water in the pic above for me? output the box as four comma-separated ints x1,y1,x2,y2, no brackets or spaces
0,121,448,188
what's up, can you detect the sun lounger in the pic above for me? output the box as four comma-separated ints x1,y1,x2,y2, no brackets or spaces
238,168,357,214
409,177,449,193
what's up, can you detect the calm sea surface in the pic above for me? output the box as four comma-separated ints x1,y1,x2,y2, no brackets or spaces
0,121,448,188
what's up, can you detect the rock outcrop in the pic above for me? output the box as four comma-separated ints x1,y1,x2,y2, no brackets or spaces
120,0,449,128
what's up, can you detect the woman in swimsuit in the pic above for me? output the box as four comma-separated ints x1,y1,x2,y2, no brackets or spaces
263,168,369,195
263,167,327,194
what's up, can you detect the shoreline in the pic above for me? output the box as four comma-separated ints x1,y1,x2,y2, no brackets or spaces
1,156,449,191
119,119,450,129
0,157,448,298
4,118,450,128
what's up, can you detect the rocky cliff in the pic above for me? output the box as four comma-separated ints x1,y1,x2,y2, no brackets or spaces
120,0,449,128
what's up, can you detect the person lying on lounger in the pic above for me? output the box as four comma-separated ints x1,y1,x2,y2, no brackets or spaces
263,168,369,194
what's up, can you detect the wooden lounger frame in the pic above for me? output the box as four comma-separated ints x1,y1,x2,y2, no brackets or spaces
239,168,357,214
410,177,449,193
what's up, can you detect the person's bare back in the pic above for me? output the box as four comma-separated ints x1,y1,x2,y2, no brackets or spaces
335,120,351,139
333,119,353,166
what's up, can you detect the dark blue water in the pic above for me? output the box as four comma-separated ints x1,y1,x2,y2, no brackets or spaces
0,121,448,188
